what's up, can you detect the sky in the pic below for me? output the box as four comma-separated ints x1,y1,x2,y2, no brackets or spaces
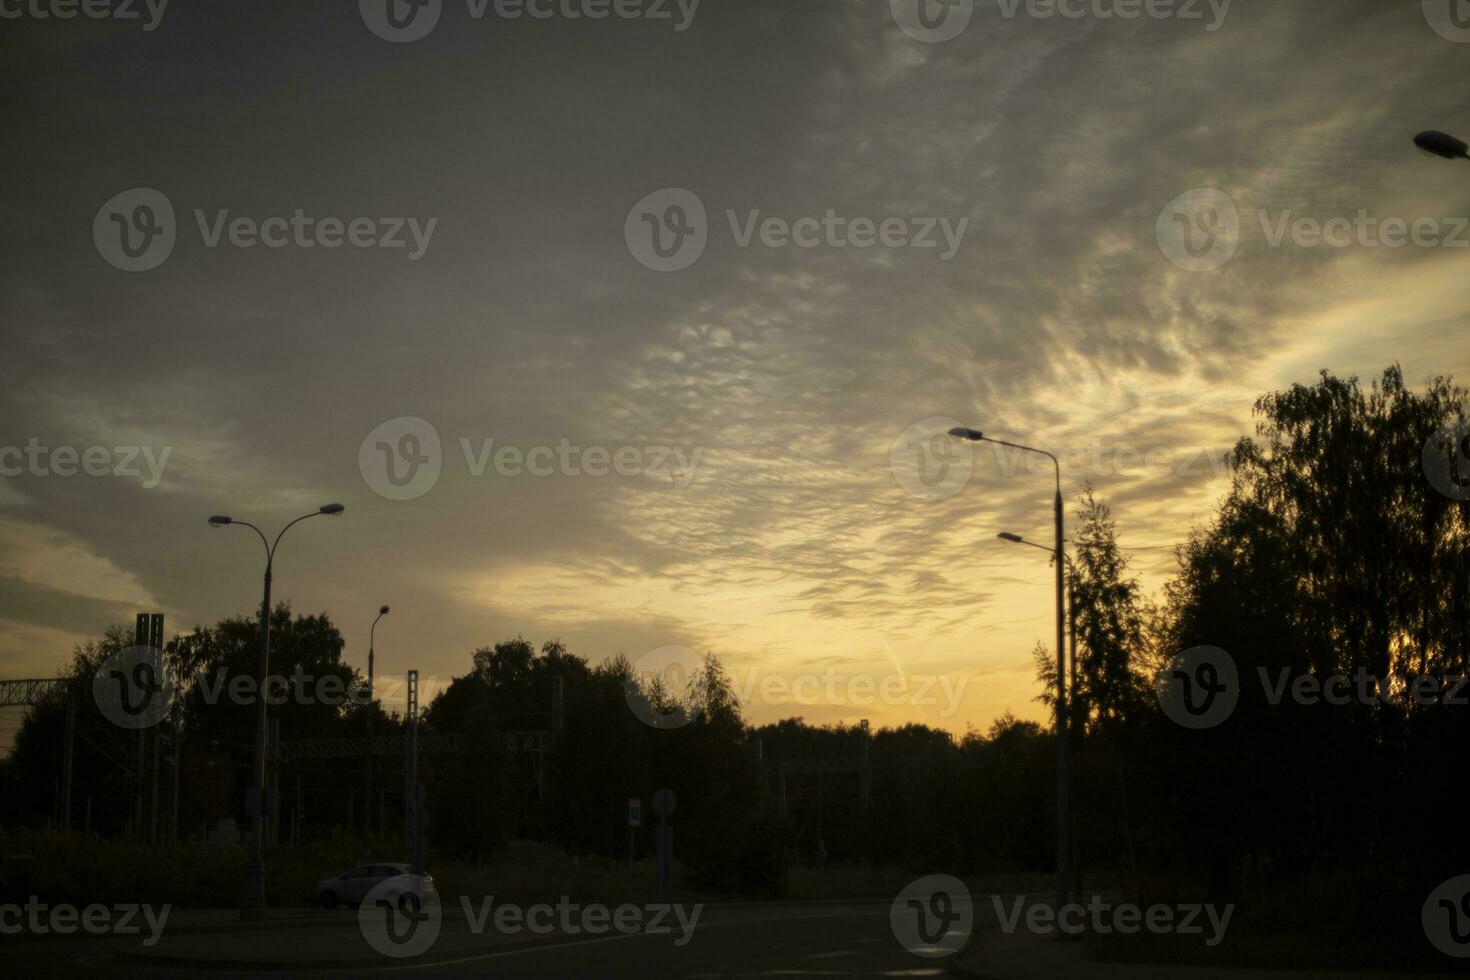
2,0,1468,749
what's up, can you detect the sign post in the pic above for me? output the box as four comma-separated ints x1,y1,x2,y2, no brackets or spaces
627,798,640,866
653,788,676,895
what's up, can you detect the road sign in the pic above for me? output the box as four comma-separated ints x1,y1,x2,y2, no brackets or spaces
628,798,641,827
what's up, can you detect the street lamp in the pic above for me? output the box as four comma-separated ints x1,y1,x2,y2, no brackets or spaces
1414,130,1469,161
369,605,389,699
998,532,1078,742
209,502,345,921
365,604,389,836
951,427,1069,912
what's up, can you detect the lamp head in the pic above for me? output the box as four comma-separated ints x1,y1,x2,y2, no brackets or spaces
948,427,984,442
208,515,232,527
379,605,390,616
997,532,1024,543
1415,130,1470,160
319,503,345,516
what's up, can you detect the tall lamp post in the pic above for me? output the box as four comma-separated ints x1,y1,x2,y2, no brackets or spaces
209,502,345,921
950,426,1069,913
1414,130,1469,162
365,604,389,836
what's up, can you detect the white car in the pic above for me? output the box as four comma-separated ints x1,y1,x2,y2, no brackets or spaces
317,863,435,910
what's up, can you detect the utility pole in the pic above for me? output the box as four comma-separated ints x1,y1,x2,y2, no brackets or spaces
62,685,75,831
406,669,421,873
170,700,181,845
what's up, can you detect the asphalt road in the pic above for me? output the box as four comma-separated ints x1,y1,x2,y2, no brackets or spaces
5,901,961,979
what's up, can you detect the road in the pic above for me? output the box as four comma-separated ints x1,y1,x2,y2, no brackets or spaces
4,901,958,979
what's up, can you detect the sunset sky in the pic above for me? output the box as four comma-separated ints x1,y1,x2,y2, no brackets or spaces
3,0,1468,749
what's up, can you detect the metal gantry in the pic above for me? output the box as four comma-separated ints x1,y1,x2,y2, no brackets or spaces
0,676,77,830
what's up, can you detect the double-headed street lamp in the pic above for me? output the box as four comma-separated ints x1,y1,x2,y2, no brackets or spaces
949,427,1069,912
1415,130,1469,162
209,502,345,921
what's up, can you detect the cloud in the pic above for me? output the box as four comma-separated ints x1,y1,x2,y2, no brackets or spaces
1,0,1466,743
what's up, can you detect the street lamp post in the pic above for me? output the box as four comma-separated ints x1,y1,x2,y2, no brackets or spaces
1414,130,1469,161
365,604,389,836
951,427,1069,914
209,502,345,922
